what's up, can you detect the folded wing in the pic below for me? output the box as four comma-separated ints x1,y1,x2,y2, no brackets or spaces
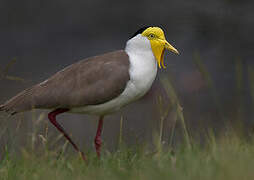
0,50,130,114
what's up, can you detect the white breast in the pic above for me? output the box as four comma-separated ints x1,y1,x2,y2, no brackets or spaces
70,35,158,115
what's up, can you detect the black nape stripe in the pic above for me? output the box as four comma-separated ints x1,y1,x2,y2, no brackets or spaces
130,26,151,39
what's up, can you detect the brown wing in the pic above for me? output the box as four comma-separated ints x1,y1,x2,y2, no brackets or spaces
0,50,130,114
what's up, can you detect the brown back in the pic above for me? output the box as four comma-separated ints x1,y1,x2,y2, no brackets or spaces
0,50,130,113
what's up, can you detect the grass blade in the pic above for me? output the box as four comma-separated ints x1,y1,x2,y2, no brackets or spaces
160,77,191,148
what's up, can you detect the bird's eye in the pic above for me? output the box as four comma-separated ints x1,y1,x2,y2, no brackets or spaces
149,34,155,38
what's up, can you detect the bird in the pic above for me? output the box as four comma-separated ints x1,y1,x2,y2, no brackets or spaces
0,26,179,162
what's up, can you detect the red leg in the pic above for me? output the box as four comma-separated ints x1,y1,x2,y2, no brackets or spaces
94,116,104,158
48,108,87,162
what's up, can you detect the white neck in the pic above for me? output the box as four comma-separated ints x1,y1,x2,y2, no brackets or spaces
124,34,158,98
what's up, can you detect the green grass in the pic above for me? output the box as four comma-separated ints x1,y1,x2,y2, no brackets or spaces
1,133,254,180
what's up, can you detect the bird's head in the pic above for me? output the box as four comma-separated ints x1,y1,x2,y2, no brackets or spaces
128,26,179,68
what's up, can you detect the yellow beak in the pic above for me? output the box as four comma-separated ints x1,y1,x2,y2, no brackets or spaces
164,40,179,55
156,39,179,69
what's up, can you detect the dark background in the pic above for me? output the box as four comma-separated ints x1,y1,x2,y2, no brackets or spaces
0,0,254,151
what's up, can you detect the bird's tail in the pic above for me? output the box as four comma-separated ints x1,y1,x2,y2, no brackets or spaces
0,104,3,111
0,103,17,115
0,87,37,115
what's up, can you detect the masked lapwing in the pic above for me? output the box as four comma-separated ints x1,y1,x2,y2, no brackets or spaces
0,26,179,161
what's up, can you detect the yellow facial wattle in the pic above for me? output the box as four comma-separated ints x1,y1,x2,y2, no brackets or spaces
149,39,166,68
141,27,179,69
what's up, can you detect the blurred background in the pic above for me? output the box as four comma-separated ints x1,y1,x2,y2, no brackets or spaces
0,0,254,152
